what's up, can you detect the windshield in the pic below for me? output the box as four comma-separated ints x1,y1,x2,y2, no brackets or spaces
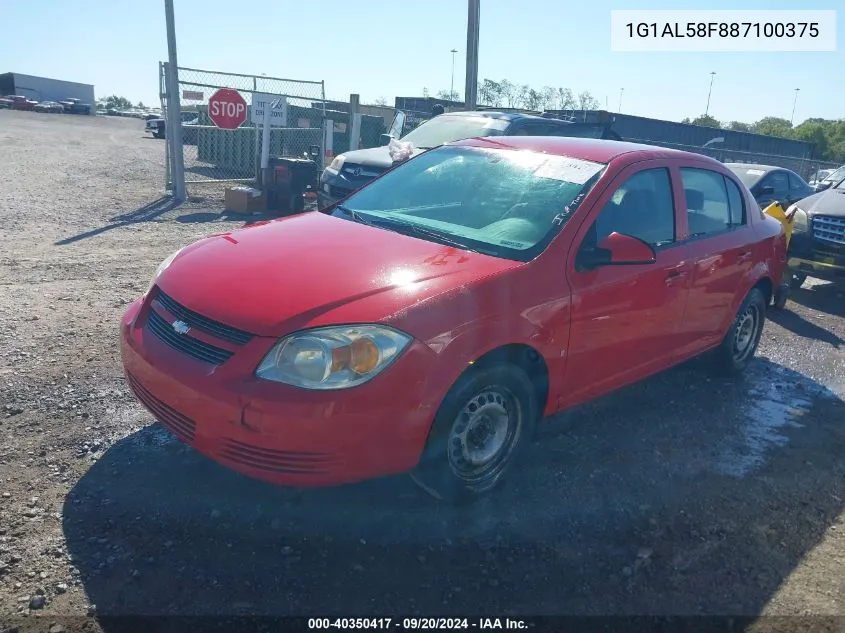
400,115,510,149
825,165,845,185
727,165,767,189
331,145,606,262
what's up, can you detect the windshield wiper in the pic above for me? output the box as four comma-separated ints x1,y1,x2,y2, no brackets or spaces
372,218,487,253
336,204,374,226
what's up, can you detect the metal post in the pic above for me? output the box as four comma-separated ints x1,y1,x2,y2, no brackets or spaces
704,72,716,117
450,49,458,100
253,76,261,184
790,88,800,126
349,93,361,151
618,88,624,113
464,0,480,110
164,0,185,201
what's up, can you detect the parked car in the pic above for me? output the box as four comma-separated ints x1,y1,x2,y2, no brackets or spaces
144,111,200,143
7,95,37,111
783,172,845,288
725,163,815,210
808,168,834,190
121,137,786,502
317,110,623,209
34,101,65,114
809,165,845,193
59,98,92,115
0,95,14,109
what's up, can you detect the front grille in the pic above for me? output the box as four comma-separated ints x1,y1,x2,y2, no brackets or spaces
155,290,253,346
813,216,845,246
126,372,196,443
218,438,331,474
146,310,233,365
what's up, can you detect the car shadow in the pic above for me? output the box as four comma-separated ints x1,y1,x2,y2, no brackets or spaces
790,281,845,319
767,307,844,349
62,358,845,623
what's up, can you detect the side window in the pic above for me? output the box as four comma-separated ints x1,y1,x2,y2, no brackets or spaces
588,168,676,248
788,172,806,191
516,122,552,136
762,171,789,197
681,168,745,234
724,177,747,226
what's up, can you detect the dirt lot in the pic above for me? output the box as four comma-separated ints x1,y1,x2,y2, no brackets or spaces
1,109,845,632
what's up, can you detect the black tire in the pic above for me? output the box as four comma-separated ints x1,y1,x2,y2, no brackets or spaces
153,130,164,139
772,284,789,310
713,287,767,374
410,363,537,503
789,272,807,289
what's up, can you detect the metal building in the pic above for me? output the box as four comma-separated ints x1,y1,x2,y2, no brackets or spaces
0,72,95,114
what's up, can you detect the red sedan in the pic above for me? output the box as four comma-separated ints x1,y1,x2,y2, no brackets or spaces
121,137,787,502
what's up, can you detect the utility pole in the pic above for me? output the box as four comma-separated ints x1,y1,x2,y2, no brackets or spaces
450,49,458,101
164,0,185,201
704,71,716,117
790,88,800,126
618,88,624,113
464,0,480,109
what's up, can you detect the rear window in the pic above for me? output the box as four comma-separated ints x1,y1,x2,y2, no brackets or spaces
727,166,767,189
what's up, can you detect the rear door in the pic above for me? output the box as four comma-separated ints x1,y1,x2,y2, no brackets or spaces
563,161,692,406
674,165,758,357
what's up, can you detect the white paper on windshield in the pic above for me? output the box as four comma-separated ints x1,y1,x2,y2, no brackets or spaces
746,169,766,176
534,159,604,184
483,119,510,132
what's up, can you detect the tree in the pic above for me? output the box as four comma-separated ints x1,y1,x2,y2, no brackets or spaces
727,121,752,132
557,87,575,111
103,95,133,110
577,91,600,111
478,79,503,107
690,114,721,128
436,89,459,102
373,96,388,107
540,86,557,111
137,101,146,109
752,116,792,138
422,87,430,98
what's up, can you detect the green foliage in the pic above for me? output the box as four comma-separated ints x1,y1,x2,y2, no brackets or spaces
690,114,721,128
103,95,134,110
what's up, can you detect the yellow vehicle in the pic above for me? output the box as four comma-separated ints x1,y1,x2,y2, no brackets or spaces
763,201,797,309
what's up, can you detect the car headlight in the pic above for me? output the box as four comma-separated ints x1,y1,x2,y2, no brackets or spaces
326,155,345,174
256,325,412,390
787,205,809,232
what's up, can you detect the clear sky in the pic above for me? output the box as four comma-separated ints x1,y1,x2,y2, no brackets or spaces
2,0,842,124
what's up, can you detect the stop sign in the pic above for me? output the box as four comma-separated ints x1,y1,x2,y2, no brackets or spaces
208,88,247,129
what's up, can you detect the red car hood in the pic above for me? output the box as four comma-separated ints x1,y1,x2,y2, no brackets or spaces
155,212,521,337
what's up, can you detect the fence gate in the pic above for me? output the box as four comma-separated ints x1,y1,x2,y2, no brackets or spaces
159,64,327,196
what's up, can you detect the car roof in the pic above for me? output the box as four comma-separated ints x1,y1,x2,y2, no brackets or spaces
450,135,725,165
723,163,787,174
438,110,577,125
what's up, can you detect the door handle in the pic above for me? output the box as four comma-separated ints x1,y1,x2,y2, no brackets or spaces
665,271,688,286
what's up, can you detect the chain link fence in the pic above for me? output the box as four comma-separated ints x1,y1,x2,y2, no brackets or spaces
160,64,326,195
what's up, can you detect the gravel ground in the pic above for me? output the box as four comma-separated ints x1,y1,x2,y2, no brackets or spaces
1,109,845,632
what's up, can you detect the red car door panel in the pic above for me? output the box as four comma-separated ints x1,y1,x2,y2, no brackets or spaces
674,166,759,358
563,162,692,408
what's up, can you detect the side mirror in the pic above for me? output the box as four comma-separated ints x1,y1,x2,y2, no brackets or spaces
759,185,775,195
577,232,657,270
816,182,831,192
380,133,394,146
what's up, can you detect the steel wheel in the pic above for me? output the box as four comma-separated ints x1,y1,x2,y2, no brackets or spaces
732,302,761,363
447,387,522,489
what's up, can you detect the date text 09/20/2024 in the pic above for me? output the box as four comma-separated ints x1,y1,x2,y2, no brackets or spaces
308,618,527,630
625,21,820,39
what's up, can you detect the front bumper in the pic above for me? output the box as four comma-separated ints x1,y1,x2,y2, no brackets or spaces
787,231,845,283
120,297,440,487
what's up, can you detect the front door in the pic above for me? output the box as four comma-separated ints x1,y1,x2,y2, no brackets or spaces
563,162,692,408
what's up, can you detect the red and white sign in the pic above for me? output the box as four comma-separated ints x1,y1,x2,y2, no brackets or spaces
208,88,247,129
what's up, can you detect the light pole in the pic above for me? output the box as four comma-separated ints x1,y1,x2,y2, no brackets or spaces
450,49,458,101
465,0,480,110
618,88,624,113
704,71,716,117
790,88,800,126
